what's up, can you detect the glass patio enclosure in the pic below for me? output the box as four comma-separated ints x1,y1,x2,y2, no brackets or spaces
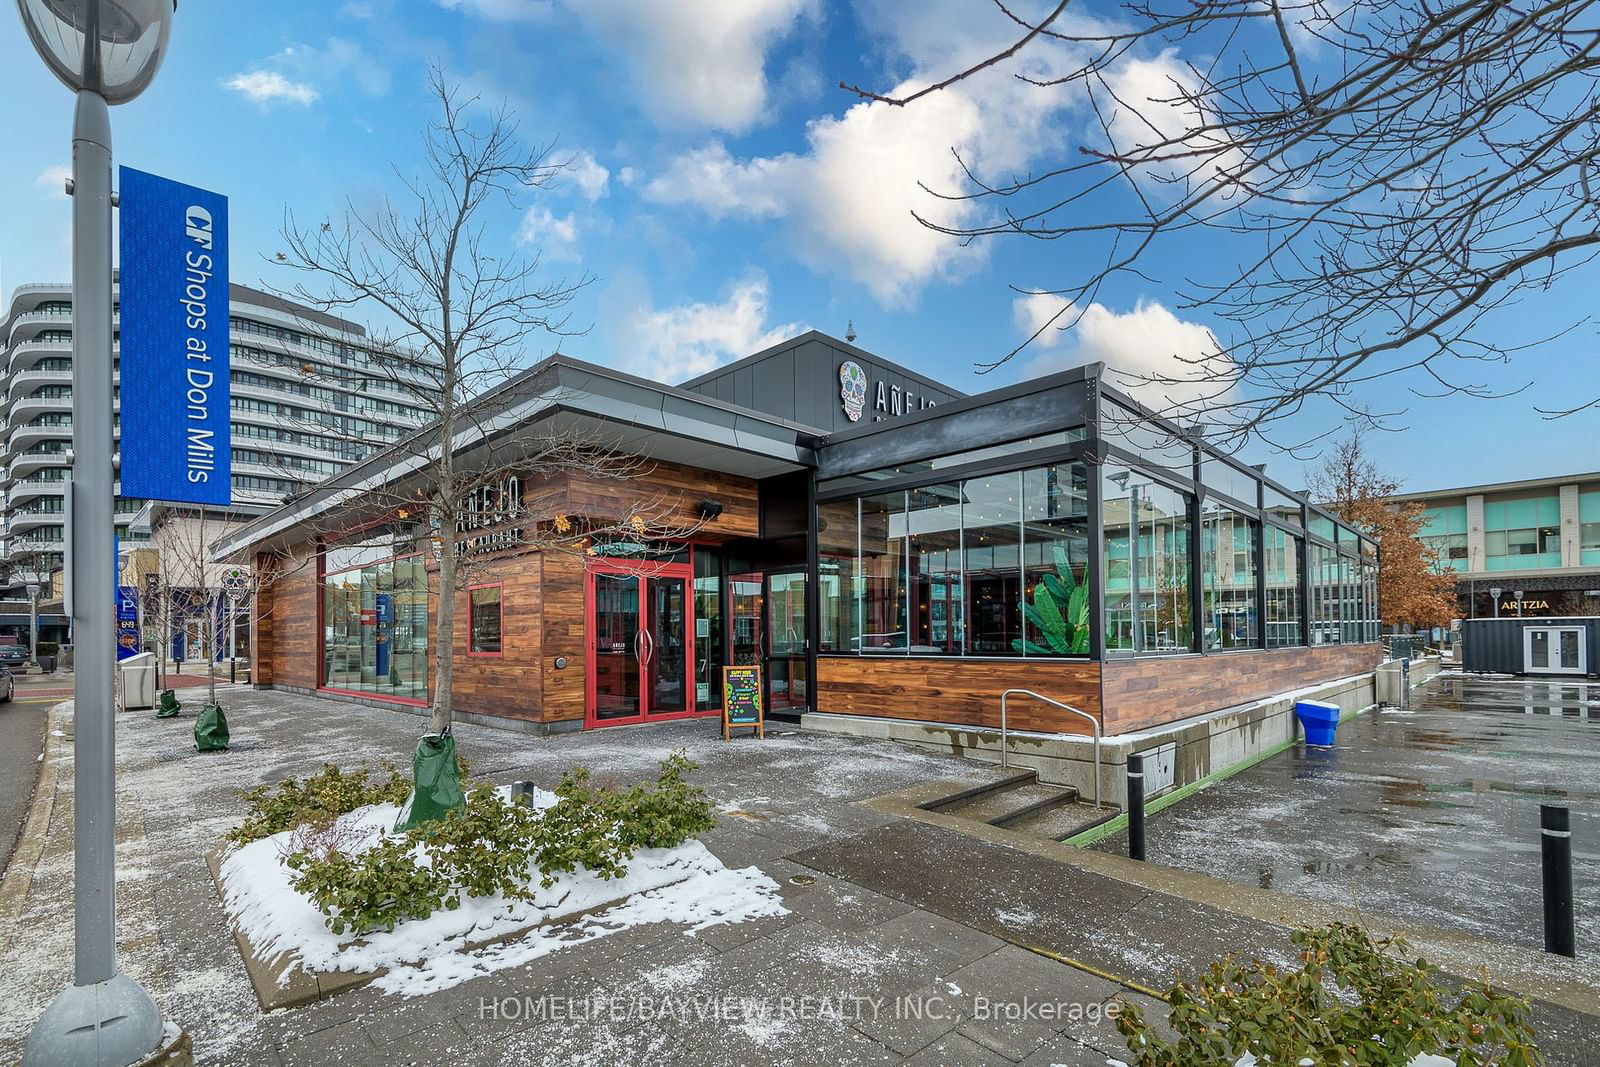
814,386,1378,661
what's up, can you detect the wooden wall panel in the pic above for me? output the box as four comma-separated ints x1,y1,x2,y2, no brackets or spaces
257,552,319,691
816,657,1103,734
531,461,760,542
446,551,542,722
251,551,275,687
1101,642,1382,733
540,551,586,724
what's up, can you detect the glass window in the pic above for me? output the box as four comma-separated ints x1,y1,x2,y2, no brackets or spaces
909,484,963,654
963,472,1023,655
1264,526,1303,647
859,491,908,651
1103,466,1193,654
469,585,502,653
1263,484,1302,529
1201,502,1258,650
1101,400,1195,472
825,461,1091,659
693,549,724,709
1202,458,1259,508
1339,554,1357,643
1021,464,1090,655
323,550,428,699
1308,513,1336,541
1307,543,1341,646
817,499,857,652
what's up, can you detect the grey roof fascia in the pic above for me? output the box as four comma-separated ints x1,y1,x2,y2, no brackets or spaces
210,356,816,560
678,329,965,400
815,367,1099,480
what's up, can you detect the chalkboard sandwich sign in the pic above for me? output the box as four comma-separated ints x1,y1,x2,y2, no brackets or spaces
721,664,765,740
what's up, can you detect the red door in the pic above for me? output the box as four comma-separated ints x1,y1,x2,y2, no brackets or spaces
585,561,696,727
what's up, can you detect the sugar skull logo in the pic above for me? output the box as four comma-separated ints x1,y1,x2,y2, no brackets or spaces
839,360,868,422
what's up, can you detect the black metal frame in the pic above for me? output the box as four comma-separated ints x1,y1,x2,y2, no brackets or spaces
803,370,1379,681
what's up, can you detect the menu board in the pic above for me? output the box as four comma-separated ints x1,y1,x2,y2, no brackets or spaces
721,665,765,740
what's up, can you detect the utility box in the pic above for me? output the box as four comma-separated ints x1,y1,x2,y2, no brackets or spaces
120,651,157,711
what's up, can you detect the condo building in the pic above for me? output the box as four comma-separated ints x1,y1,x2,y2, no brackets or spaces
0,280,438,644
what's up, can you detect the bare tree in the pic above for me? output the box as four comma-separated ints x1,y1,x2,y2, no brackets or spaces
844,1,1600,449
149,506,262,709
269,68,702,737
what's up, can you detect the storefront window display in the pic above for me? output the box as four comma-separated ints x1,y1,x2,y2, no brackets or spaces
323,532,428,701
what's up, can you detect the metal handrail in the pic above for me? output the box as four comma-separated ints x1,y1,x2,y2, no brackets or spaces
999,688,1102,809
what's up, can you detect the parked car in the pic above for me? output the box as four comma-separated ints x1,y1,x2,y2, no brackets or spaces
1,666,13,702
0,645,29,671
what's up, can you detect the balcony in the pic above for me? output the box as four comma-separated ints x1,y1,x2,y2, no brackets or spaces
7,394,72,424
9,509,64,533
8,450,70,480
8,481,67,509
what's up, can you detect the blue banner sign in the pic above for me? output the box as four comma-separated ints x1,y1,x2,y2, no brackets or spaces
116,585,140,661
118,166,231,506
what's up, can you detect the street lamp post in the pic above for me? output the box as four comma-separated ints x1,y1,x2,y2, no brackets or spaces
17,3,176,1065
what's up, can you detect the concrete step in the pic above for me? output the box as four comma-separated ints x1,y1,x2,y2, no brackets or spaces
1003,801,1112,841
918,769,1037,813
941,780,1080,826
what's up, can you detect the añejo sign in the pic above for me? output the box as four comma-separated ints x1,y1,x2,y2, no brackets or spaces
838,360,937,423
118,167,231,506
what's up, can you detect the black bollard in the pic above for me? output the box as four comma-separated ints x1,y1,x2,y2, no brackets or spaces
1128,754,1146,862
1541,804,1576,957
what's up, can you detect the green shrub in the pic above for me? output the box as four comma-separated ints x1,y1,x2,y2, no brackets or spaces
1116,922,1543,1067
282,752,717,936
285,836,454,937
599,750,718,851
35,641,60,657
412,783,544,901
227,762,412,846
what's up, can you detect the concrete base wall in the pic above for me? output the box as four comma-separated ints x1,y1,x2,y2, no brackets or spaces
801,671,1379,809
1375,655,1443,704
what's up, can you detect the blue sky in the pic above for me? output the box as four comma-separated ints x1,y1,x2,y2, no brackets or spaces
2,0,1595,493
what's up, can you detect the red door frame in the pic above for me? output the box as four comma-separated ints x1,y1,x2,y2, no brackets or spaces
583,556,703,728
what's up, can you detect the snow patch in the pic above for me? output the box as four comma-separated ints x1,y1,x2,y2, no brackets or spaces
218,789,787,999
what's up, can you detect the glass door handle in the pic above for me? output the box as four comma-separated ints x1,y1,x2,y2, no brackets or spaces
634,630,647,664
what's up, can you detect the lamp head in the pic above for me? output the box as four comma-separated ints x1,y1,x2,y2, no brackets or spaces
16,0,175,103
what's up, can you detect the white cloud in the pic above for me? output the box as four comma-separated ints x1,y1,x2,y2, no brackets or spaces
225,71,320,106
436,0,555,21
615,273,805,382
640,2,1088,304
561,151,610,201
644,143,791,220
34,166,71,199
1101,49,1246,193
1017,297,1234,410
567,0,814,132
644,80,1006,305
1013,292,1074,348
516,206,579,257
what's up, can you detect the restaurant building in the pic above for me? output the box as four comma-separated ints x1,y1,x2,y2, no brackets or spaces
215,331,1382,752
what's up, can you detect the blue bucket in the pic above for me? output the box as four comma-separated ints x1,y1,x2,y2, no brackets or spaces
1295,700,1341,747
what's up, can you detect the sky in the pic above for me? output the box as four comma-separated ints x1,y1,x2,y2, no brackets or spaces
2,0,1596,495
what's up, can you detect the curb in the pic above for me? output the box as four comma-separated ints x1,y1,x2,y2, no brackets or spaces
0,700,70,965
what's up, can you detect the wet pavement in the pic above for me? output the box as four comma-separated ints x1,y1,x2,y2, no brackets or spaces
1094,673,1599,956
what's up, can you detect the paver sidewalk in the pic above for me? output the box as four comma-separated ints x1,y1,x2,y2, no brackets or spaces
1,685,1595,1065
